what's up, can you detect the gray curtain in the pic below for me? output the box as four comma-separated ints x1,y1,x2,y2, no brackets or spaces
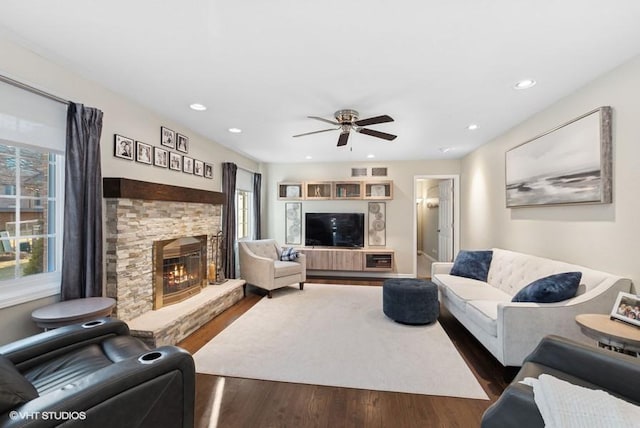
60,102,104,300
253,172,262,239
222,162,237,279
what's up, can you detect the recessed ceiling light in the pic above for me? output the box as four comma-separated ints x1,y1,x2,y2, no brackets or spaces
514,79,536,90
189,103,207,111
228,127,242,134
467,124,478,131
367,154,375,159
439,147,454,153
305,155,312,160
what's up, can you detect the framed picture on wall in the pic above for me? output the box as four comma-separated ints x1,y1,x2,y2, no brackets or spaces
176,133,189,153
183,156,194,174
285,202,302,245
169,152,182,171
154,147,168,168
368,202,386,246
194,160,204,176
114,134,134,160
505,106,612,207
204,163,213,179
135,141,152,164
161,126,175,149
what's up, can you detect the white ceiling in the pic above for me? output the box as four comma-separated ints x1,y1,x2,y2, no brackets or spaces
2,1,640,164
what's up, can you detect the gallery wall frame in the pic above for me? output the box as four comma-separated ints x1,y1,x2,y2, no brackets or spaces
135,141,152,165
114,134,134,160
161,126,175,149
505,106,612,208
154,147,168,168
169,152,182,171
285,202,302,245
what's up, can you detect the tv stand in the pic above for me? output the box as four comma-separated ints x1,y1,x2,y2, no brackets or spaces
298,247,394,272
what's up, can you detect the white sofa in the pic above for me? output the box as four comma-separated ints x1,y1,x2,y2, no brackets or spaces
431,248,633,366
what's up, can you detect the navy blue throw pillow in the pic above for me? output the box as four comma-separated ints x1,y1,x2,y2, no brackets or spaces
450,250,493,282
512,272,582,303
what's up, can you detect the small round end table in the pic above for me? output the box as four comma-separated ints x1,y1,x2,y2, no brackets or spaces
575,313,640,357
31,297,116,330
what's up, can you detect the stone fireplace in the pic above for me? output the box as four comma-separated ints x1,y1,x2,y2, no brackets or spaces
103,178,245,346
153,235,207,309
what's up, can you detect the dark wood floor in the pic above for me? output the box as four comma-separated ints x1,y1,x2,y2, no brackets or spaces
177,278,516,428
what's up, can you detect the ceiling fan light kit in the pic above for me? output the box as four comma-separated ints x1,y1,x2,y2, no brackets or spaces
294,109,397,147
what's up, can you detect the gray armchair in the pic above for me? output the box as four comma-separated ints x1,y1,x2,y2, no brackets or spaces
238,239,306,298
481,335,640,427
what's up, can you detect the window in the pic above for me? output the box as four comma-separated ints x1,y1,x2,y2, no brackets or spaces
0,80,66,307
236,190,251,240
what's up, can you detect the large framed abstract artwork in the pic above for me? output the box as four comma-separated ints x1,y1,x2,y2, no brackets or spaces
505,106,612,208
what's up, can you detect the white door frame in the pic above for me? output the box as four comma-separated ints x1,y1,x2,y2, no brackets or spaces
413,174,460,277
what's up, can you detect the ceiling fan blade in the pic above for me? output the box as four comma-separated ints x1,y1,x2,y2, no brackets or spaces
354,115,394,127
293,127,339,137
308,116,340,126
357,128,397,141
337,132,350,147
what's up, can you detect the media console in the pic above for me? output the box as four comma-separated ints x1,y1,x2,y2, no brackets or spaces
297,247,395,272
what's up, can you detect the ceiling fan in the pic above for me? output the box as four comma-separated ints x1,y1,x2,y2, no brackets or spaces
293,109,397,147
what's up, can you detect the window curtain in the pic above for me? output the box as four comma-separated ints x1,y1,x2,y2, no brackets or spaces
222,162,237,279
253,172,262,239
60,102,104,300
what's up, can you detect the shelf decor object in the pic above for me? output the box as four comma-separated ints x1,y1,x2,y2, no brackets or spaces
368,202,386,246
505,106,612,207
285,202,302,245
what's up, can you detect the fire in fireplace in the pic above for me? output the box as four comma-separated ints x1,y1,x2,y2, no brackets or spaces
152,235,207,309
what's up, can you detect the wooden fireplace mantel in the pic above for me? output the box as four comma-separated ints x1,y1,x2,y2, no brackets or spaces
103,177,225,204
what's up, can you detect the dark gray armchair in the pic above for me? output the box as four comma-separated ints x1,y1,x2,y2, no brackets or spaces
0,318,195,427
481,335,640,427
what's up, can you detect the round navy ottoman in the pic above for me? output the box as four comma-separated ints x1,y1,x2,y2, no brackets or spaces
383,278,439,325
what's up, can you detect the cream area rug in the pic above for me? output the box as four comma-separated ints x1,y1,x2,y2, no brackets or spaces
194,283,488,400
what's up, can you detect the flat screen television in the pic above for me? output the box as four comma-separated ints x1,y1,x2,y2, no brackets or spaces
305,212,364,248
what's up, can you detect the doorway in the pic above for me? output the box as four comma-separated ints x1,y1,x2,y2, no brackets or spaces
414,175,459,278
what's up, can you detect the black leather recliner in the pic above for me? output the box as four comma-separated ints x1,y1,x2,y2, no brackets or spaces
0,318,195,427
481,334,640,428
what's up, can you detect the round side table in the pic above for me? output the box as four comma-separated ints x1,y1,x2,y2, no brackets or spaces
575,313,640,356
31,297,116,330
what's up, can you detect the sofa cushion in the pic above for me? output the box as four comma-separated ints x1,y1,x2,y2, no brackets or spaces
0,355,39,413
466,300,501,337
280,247,298,261
436,274,511,313
512,272,582,303
274,260,302,278
450,250,493,282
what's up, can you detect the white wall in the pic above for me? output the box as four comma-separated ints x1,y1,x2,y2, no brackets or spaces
460,54,640,287
0,37,259,344
265,160,460,275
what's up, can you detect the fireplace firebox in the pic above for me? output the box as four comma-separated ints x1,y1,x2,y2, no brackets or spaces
153,235,207,309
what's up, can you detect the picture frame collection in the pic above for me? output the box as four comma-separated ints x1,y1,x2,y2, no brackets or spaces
114,126,213,179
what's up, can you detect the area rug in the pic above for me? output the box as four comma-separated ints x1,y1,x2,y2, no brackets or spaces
194,283,488,400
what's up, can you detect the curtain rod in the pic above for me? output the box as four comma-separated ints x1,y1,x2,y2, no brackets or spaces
0,74,69,105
